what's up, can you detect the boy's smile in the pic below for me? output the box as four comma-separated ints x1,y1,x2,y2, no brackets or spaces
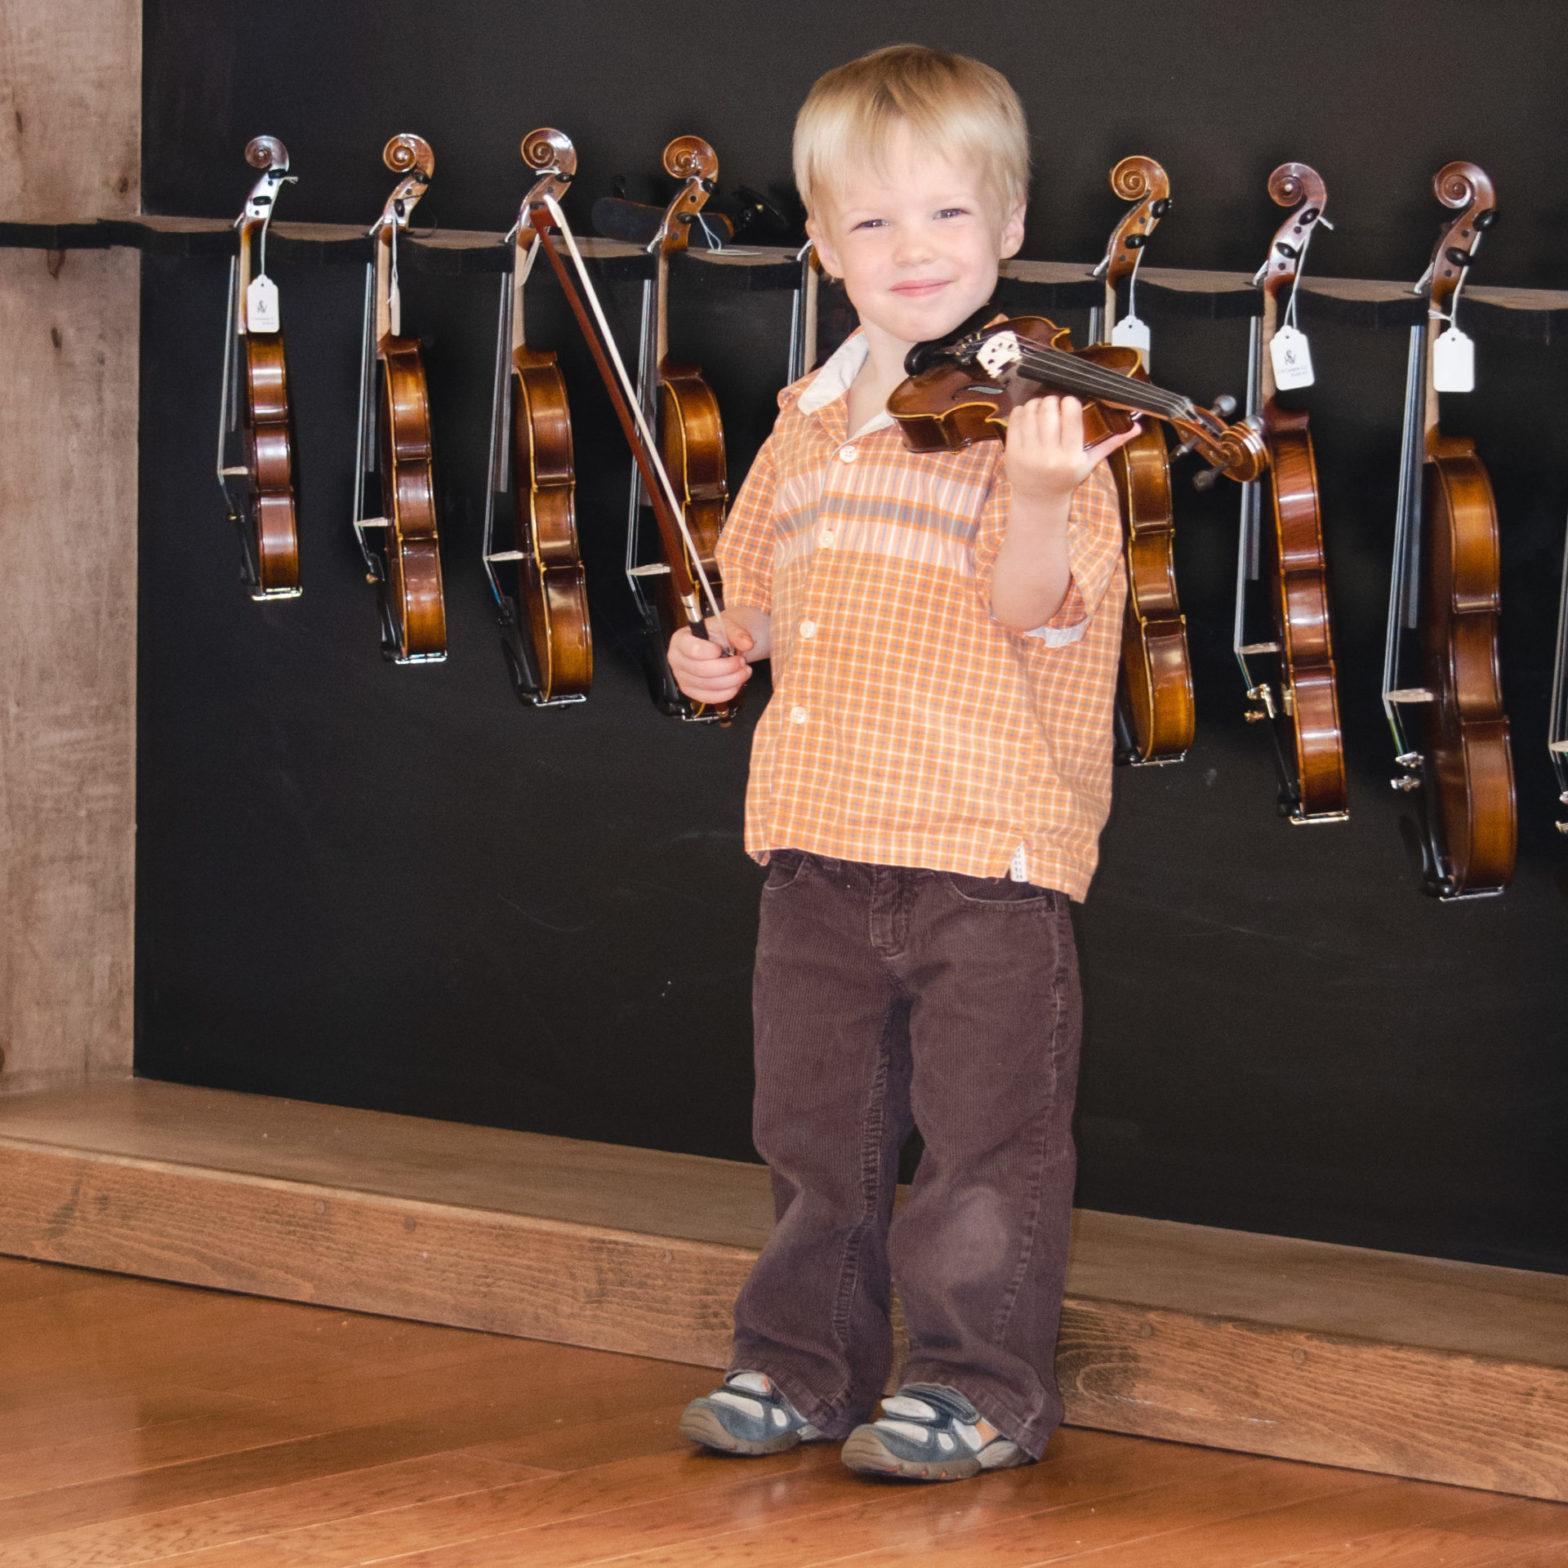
807,123,1025,366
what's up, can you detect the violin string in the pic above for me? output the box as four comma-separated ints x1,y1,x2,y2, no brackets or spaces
1005,341,1187,408
1008,343,1192,417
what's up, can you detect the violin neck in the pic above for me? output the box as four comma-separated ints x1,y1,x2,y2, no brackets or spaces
655,251,671,371
374,232,397,345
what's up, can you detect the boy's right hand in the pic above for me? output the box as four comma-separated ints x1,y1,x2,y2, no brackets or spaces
668,616,756,706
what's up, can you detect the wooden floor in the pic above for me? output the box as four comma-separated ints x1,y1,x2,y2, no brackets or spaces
4,1258,1566,1567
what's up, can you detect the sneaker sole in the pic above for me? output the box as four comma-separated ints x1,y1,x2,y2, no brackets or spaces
841,1426,981,1481
679,1404,812,1456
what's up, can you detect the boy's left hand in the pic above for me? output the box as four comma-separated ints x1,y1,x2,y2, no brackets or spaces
1004,396,1140,506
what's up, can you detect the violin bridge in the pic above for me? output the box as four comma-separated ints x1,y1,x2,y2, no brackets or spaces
628,562,673,577
355,516,390,530
485,550,527,563
1386,687,1434,703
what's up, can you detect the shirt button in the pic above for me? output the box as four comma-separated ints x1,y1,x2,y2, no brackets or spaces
819,528,836,545
838,445,859,463
799,621,817,639
790,706,808,724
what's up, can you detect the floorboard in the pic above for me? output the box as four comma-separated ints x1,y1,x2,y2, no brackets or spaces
4,1257,1563,1568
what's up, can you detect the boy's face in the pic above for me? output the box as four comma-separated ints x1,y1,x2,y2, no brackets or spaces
807,122,1025,360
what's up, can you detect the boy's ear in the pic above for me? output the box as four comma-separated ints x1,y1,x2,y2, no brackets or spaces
998,201,1027,260
805,214,841,281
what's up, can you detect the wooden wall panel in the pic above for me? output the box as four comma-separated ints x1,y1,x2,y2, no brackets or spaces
0,0,141,1091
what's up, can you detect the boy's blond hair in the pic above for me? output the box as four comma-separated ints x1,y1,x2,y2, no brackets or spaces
794,44,1030,218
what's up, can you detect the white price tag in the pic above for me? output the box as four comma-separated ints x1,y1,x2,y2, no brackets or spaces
1432,325,1475,393
1269,324,1315,390
1110,312,1151,356
246,274,281,334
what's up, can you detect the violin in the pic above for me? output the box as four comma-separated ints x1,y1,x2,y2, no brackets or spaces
482,128,591,706
639,136,736,722
527,182,736,709
1381,161,1515,896
352,134,445,664
1234,163,1347,823
891,316,1266,485
1087,156,1192,766
217,136,300,600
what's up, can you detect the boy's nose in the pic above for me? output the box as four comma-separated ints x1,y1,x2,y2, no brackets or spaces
893,225,934,264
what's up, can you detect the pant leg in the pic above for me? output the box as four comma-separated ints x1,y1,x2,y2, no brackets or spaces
887,870,1083,1460
731,853,914,1438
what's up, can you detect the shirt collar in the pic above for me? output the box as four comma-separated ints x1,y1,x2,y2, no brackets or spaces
795,331,896,434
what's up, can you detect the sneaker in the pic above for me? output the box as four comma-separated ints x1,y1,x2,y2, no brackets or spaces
679,1371,825,1456
841,1383,1028,1480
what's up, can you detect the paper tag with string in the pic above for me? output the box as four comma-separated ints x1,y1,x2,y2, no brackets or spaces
246,275,280,334
1111,313,1150,355
1270,323,1314,389
1432,325,1475,393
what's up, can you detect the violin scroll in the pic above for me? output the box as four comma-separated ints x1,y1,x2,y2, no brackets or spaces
1093,155,1170,284
523,127,577,181
384,133,434,179
1254,162,1329,296
245,136,289,174
1415,160,1496,311
1267,161,1326,213
663,135,719,184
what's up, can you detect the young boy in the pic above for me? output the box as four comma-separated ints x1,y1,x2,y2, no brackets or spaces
668,44,1133,1482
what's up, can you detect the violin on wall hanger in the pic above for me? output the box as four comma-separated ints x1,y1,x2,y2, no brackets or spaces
217,136,300,601
624,135,738,722
1086,156,1193,767
1381,161,1514,897
1234,162,1348,824
482,128,591,707
352,134,446,664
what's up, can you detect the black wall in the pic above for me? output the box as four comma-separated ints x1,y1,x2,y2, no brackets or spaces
138,0,1568,1273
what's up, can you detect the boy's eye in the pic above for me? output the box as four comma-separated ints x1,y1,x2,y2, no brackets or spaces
851,217,886,231
936,206,970,220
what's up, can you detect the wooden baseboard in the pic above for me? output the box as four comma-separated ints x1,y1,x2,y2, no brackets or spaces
1,1080,1564,1501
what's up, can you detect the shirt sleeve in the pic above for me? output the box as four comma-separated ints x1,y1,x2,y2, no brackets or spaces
715,427,780,614
973,459,1122,644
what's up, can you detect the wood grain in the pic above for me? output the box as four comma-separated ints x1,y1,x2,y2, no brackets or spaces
8,1257,1568,1568
3,1082,1566,1502
0,247,138,1095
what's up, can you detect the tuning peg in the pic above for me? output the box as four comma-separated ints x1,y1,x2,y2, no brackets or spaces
1212,394,1237,419
1192,467,1221,493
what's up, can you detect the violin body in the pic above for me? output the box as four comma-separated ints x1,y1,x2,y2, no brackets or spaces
1420,435,1515,888
510,342,591,699
241,331,300,596
894,321,1143,451
655,361,728,657
1262,408,1346,816
378,335,446,660
1111,423,1192,760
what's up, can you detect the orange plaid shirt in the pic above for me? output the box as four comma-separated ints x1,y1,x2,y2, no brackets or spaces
718,332,1126,901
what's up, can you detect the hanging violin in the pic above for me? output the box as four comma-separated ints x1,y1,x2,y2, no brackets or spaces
624,135,736,721
892,317,1266,485
1233,163,1347,823
526,185,738,716
216,136,300,600
1086,156,1192,766
352,134,446,664
1381,161,1514,896
482,128,591,706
